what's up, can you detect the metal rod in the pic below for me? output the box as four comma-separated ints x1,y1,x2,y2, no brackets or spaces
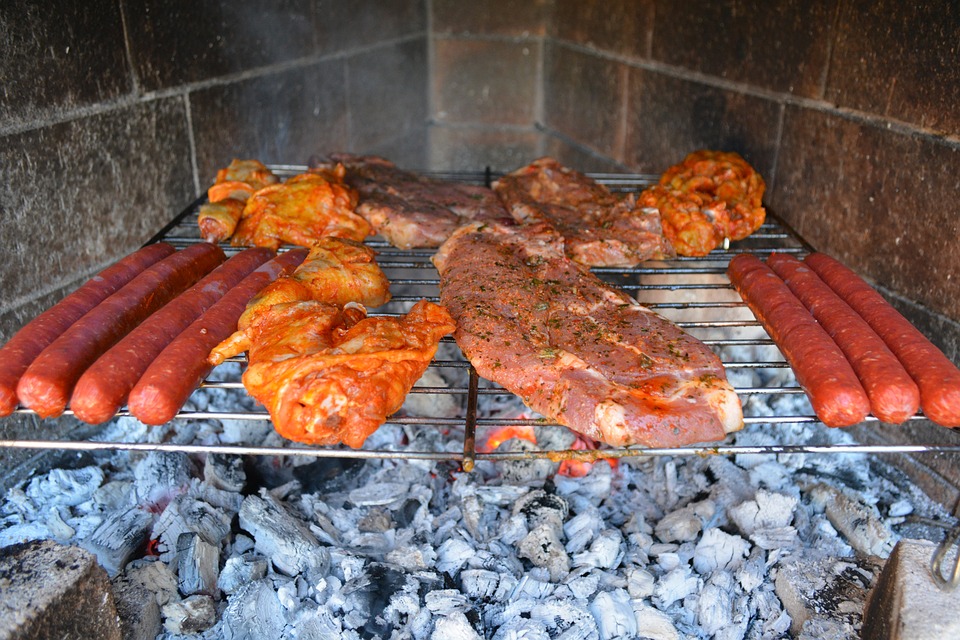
462,365,480,472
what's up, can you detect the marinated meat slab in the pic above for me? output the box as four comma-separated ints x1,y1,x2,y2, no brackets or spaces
319,154,508,249
493,157,675,267
433,220,743,448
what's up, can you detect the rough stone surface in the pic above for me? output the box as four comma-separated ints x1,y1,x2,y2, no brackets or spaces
0,539,122,640
862,538,960,640
775,552,883,638
111,572,162,640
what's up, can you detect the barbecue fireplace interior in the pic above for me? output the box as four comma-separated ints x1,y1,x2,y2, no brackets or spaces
2,1,960,639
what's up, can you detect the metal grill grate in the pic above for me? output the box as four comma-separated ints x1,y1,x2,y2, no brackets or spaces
6,167,960,464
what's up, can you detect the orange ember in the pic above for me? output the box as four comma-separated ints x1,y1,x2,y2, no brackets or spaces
480,423,618,477
478,424,537,453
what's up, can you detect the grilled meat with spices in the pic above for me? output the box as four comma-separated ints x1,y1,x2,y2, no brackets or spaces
433,220,743,448
318,154,508,249
493,157,675,267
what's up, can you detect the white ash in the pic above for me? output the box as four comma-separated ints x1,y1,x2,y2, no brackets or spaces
0,367,954,640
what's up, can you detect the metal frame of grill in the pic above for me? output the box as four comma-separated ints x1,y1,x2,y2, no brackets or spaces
5,166,960,466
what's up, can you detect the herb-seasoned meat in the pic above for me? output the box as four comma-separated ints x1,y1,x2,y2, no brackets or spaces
493,157,675,267
433,220,743,448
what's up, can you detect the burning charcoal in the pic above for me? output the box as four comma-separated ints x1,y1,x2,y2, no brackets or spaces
122,558,179,606
93,480,134,511
425,588,471,616
514,489,569,529
293,457,367,494
565,569,600,599
204,453,246,493
563,508,602,554
177,531,219,597
80,505,154,576
654,500,715,543
625,566,655,599
221,579,287,640
693,528,750,575
823,490,896,558
25,465,105,508
654,566,700,609
572,528,624,570
161,594,216,634
516,524,570,582
218,554,269,595
348,481,410,508
459,569,501,600
736,547,767,592
436,537,475,576
152,495,232,564
630,602,680,640
431,611,482,640
590,589,637,639
133,451,192,511
338,563,409,637
729,489,797,535
357,506,394,533
496,438,555,483
697,571,737,636
238,490,324,577
385,543,437,571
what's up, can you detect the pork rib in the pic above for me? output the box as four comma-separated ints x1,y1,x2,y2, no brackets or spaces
320,154,508,249
433,220,742,448
493,157,675,267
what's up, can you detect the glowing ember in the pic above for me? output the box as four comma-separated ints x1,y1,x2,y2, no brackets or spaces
479,422,617,477
478,424,537,453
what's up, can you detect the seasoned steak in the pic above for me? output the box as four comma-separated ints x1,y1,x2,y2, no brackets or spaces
433,220,742,448
493,157,675,267
318,154,508,249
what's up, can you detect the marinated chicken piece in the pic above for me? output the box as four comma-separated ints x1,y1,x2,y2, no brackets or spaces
316,154,508,249
222,299,455,448
206,236,452,448
231,170,370,250
493,157,675,267
209,237,391,363
199,159,279,244
433,220,743,448
639,150,766,256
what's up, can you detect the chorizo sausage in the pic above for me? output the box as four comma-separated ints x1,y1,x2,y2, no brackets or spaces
70,247,276,424
16,243,226,418
0,242,175,417
767,252,920,424
727,253,870,427
804,252,960,427
128,248,308,425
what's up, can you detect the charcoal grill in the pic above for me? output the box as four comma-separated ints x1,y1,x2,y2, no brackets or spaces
4,167,960,467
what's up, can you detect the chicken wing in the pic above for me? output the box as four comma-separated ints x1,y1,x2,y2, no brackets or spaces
209,237,392,363
231,169,370,250
236,299,455,448
198,159,279,244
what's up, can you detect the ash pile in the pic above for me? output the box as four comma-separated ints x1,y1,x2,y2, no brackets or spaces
0,363,950,640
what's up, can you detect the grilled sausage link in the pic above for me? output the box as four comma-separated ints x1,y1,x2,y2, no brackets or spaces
767,252,920,424
70,247,276,424
16,243,226,418
804,252,960,427
128,248,308,425
727,253,870,427
0,243,176,417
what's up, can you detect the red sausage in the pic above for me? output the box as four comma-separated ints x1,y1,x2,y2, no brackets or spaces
0,243,175,417
767,253,920,424
804,252,960,427
16,243,226,418
128,248,308,425
70,247,276,424
728,253,870,427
